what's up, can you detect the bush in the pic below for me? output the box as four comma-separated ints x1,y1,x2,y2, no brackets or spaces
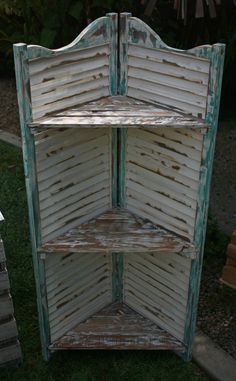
0,0,236,113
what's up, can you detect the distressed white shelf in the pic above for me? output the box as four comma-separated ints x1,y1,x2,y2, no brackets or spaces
29,96,209,130
49,302,185,351
40,208,196,259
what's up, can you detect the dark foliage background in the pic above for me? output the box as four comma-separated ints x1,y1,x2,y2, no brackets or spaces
0,0,235,114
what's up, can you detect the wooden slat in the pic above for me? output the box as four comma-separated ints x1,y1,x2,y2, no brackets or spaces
0,294,14,319
127,42,210,117
50,291,111,342
40,171,110,212
126,127,202,241
127,163,197,207
38,139,109,188
29,44,110,77
0,240,6,263
124,252,190,341
125,252,190,291
128,48,210,83
47,260,108,307
34,128,112,243
0,271,10,290
0,319,18,344
125,294,184,340
41,183,110,222
35,128,110,168
43,202,110,243
127,199,190,240
0,342,22,366
0,234,22,365
41,191,110,231
126,146,199,189
125,274,186,318
128,44,210,74
49,269,110,321
33,83,110,121
46,252,112,342
45,252,89,280
135,128,202,162
128,66,207,96
126,180,195,220
127,87,205,119
127,134,200,174
32,73,109,109
29,43,110,120
128,77,206,110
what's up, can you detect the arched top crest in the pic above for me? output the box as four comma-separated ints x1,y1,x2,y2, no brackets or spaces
26,14,117,60
126,15,214,60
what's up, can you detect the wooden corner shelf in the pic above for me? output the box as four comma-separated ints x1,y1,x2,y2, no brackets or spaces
29,96,209,130
49,302,185,351
40,208,196,259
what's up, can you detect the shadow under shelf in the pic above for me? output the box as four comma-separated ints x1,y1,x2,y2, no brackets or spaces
40,208,196,259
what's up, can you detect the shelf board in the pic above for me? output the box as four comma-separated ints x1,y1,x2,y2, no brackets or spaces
49,302,185,351
29,96,209,130
40,208,196,258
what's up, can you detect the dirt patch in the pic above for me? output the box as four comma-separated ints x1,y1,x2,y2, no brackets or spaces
0,78,20,136
210,120,236,235
197,248,236,359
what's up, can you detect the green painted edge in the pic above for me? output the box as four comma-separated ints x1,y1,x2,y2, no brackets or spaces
119,12,131,96
107,13,118,208
118,12,131,208
107,13,118,97
118,129,127,209
112,253,124,302
111,13,132,303
13,43,50,360
182,43,225,361
128,17,212,59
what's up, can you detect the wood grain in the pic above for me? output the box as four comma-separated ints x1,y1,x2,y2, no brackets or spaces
126,128,203,241
124,251,191,341
29,96,209,129
50,303,185,350
41,208,196,258
34,128,112,243
45,251,112,342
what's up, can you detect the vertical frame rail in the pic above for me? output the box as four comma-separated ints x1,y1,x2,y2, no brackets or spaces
183,44,225,361
111,12,131,303
13,43,50,360
107,12,118,207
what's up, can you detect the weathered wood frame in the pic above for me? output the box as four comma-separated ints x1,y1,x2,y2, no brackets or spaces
117,13,225,361
13,13,118,360
13,12,225,361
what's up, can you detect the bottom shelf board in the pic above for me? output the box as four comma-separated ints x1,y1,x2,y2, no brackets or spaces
49,303,185,351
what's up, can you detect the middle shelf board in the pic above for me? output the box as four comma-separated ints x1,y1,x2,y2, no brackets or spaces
40,208,196,258
29,96,209,130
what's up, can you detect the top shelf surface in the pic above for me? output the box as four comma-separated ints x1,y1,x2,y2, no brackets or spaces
29,96,209,129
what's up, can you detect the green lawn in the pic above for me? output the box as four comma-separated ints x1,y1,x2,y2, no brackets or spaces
0,141,209,381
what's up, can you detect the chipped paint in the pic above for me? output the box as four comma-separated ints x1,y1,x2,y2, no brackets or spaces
14,13,224,359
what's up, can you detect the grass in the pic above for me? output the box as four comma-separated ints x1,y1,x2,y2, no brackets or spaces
0,141,210,381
